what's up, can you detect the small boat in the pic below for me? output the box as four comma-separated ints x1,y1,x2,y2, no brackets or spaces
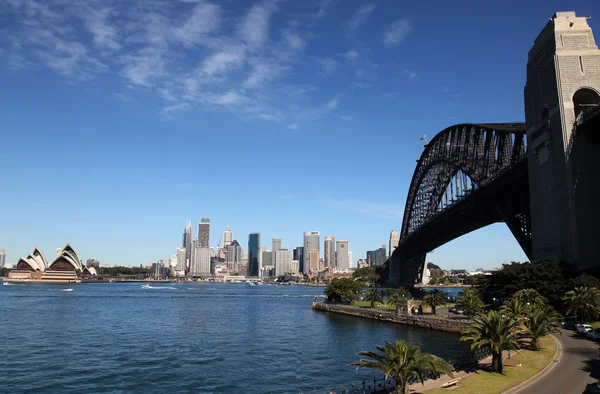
3,282,13,286
256,282,264,286
248,282,256,286
140,284,152,289
61,289,74,292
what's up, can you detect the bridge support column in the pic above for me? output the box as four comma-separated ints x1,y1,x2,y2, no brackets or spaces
389,249,425,287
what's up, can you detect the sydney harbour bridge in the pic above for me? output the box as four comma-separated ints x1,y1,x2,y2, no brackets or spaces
389,12,600,286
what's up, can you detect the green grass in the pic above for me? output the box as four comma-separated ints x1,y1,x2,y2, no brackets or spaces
352,301,396,311
426,336,557,394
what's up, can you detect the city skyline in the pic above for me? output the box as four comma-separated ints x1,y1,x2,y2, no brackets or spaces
3,2,593,271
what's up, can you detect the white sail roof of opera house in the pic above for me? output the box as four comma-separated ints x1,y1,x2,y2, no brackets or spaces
15,246,48,271
49,243,83,271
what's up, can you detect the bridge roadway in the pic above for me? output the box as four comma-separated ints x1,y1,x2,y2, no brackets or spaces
508,330,599,394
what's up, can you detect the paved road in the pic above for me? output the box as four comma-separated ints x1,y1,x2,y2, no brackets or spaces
512,330,600,394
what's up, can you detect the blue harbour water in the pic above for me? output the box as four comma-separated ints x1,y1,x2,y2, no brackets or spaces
0,283,470,393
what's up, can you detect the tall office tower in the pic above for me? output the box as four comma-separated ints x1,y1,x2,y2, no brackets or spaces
183,221,193,273
0,249,6,268
223,225,233,247
275,249,292,276
226,240,243,271
272,238,282,251
389,230,399,257
248,233,261,276
324,236,335,268
262,250,275,270
348,251,353,269
291,260,299,274
303,231,320,274
366,250,377,266
293,247,304,274
176,247,187,275
197,217,210,247
335,240,349,271
309,249,320,273
375,245,387,265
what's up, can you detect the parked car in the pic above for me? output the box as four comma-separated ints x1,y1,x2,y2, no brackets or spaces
586,329,600,340
576,323,593,334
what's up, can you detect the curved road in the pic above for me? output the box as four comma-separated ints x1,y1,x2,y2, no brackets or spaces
511,330,599,394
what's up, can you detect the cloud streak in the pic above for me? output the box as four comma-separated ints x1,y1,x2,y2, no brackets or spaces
346,3,375,32
383,18,412,47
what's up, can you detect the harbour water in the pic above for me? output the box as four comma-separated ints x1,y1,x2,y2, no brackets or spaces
0,283,470,393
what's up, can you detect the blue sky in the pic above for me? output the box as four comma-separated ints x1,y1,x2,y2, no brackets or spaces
1,0,598,270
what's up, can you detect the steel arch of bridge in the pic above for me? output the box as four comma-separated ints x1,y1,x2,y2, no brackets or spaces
392,123,531,285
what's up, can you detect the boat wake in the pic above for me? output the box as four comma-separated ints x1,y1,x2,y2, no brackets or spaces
141,285,176,290
61,289,74,292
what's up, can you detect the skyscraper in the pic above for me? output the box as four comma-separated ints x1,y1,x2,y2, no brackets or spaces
176,247,186,275
366,250,376,266
197,217,210,247
309,249,319,273
194,217,211,277
275,249,292,276
348,251,353,269
389,230,399,257
324,236,335,268
272,238,282,251
248,233,261,276
183,221,193,273
223,225,233,247
336,240,349,271
293,247,304,274
0,249,5,268
226,240,243,271
303,231,320,274
375,245,387,265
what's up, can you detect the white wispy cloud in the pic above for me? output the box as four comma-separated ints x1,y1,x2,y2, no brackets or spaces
341,50,359,61
340,115,353,121
315,0,334,18
216,90,246,106
402,69,419,80
163,102,192,113
173,3,221,45
112,92,135,102
201,45,246,75
317,57,339,76
120,47,166,87
85,8,121,50
346,2,376,32
238,1,277,47
383,18,412,47
288,123,299,129
326,98,339,110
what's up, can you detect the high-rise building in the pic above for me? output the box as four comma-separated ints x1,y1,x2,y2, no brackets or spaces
176,247,187,275
262,250,275,269
183,221,193,273
293,247,304,274
375,245,387,266
86,258,100,268
248,233,261,276
366,250,377,266
226,240,243,271
275,249,292,276
348,251,353,269
389,230,399,257
291,260,299,274
309,249,320,273
324,236,335,268
272,238,282,251
0,249,5,268
197,217,210,247
223,225,233,247
336,240,349,271
303,231,320,274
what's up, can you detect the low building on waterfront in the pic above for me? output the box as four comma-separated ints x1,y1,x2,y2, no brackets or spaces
6,244,84,283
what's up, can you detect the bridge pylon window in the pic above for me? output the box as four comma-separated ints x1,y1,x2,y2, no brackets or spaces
573,88,600,124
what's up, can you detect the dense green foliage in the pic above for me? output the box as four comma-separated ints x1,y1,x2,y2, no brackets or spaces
422,290,447,314
563,286,600,322
476,260,579,308
324,278,364,303
352,266,380,284
0,267,9,277
455,288,485,317
363,288,383,308
386,287,412,312
351,340,454,394
461,311,523,373
97,266,151,277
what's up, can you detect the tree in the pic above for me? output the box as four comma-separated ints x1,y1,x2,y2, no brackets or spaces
513,289,547,307
387,287,413,312
325,278,364,303
350,340,454,394
422,290,447,315
363,287,383,308
455,288,485,317
563,286,600,322
569,274,600,290
522,305,562,351
353,266,380,285
500,298,528,322
461,311,523,373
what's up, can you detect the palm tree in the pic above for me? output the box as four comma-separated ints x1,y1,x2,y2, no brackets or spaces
514,289,547,307
364,287,383,308
422,290,447,315
563,286,600,322
387,287,413,312
350,340,454,394
461,310,523,373
522,305,562,350
455,288,485,317
500,297,528,322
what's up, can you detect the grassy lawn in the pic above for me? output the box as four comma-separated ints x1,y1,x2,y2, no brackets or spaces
426,336,557,394
352,301,396,311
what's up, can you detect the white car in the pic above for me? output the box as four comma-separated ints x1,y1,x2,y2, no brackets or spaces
586,329,600,340
576,323,593,334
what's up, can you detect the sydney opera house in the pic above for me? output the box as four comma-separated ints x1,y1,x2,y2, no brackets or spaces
6,244,96,283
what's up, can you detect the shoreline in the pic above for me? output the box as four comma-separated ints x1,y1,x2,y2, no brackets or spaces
312,302,471,333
